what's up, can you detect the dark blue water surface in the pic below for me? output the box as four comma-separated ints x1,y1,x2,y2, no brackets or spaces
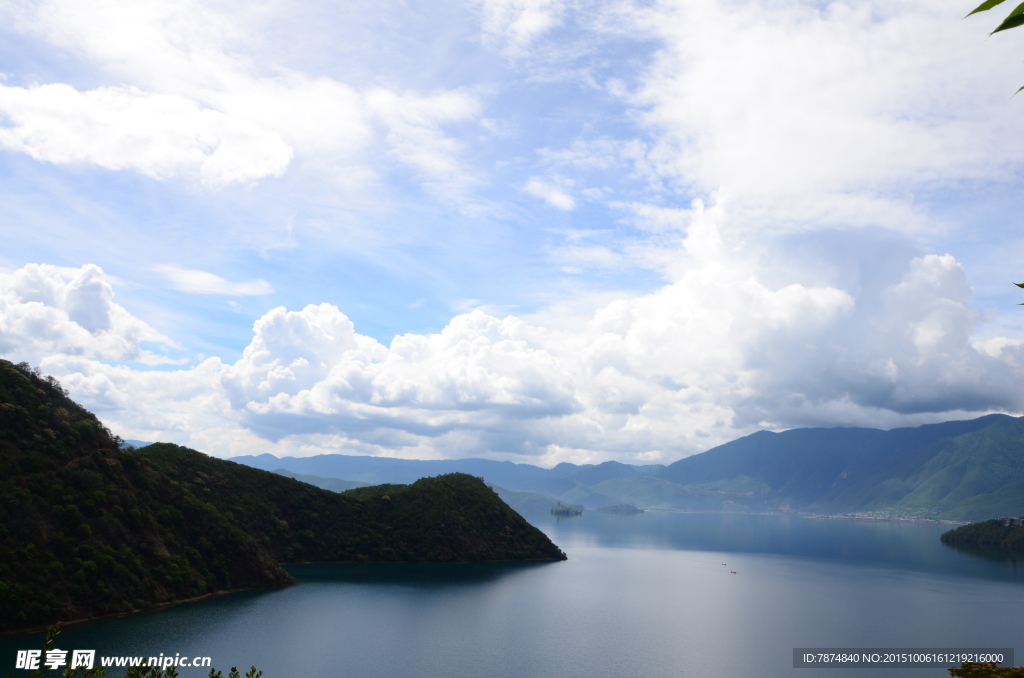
5,512,1024,678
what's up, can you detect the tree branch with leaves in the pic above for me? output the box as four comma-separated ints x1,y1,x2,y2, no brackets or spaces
967,0,1024,93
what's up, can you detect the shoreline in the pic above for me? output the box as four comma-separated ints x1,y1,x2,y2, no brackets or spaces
3,511,968,637
0,586,281,638
802,513,969,525
2,554,569,637
635,507,970,524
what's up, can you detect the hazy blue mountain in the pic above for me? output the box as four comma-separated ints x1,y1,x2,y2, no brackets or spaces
658,415,1007,499
656,414,1024,518
231,453,557,487
229,451,663,500
272,469,371,492
568,476,697,509
486,485,563,514
263,460,582,515
231,414,1024,518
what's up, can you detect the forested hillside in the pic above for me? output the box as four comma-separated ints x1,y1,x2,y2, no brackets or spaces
141,443,567,565
658,415,1024,519
0,359,565,634
0,360,289,633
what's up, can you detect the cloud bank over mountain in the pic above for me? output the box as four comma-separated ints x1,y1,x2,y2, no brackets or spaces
3,217,1020,465
2,0,1023,464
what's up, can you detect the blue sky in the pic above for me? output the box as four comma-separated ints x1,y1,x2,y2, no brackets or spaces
2,0,1024,465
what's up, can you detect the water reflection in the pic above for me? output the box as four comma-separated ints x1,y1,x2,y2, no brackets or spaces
527,509,1024,582
288,560,557,587
940,541,1024,567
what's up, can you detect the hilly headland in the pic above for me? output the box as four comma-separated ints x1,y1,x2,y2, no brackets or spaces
0,359,565,634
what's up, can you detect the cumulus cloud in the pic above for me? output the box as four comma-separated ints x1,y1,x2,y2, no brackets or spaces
155,265,274,296
221,306,578,441
8,206,1023,465
5,0,1024,463
0,264,178,365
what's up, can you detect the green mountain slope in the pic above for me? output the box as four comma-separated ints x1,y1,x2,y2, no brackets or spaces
276,466,564,515
0,361,289,633
0,359,565,634
893,419,1024,519
140,442,567,565
435,414,1024,518
651,415,1024,519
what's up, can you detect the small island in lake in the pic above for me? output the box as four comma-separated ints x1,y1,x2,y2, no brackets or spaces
551,502,583,517
596,504,644,514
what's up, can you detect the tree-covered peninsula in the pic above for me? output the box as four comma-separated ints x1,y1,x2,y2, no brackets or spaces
0,359,565,634
940,519,1024,551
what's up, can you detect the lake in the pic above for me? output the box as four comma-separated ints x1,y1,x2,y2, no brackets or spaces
4,511,1024,678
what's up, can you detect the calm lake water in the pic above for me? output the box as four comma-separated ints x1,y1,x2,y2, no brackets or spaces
5,512,1024,678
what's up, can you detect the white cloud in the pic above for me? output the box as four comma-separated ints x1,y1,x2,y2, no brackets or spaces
365,89,483,199
474,0,567,52
0,83,293,187
5,0,1024,464
0,263,179,365
527,0,1024,234
156,265,274,296
9,206,1023,464
525,177,575,210
0,0,480,197
973,336,1024,358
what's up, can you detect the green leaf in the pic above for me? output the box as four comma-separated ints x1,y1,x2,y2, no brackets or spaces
966,0,1009,17
992,2,1024,32
1014,282,1024,288
993,13,1024,31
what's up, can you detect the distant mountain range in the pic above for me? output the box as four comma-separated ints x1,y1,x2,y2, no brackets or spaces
232,413,1024,521
272,468,371,492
